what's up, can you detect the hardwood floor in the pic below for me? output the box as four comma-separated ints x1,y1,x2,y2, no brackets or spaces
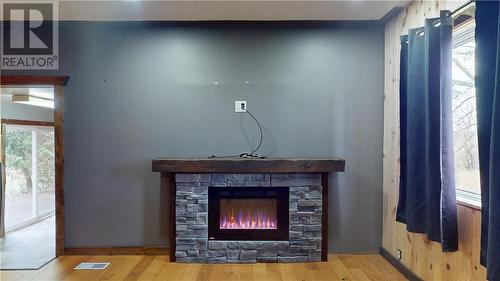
0,254,407,281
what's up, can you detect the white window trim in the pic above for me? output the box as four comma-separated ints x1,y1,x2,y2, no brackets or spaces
456,189,481,210
453,16,481,210
453,19,475,48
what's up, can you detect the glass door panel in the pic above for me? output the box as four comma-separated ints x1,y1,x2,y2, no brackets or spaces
4,125,55,231
36,129,55,215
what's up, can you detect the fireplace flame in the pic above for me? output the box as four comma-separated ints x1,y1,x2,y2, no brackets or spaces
220,209,277,229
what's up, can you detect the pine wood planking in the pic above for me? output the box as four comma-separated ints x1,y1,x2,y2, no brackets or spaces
390,206,485,281
0,254,407,281
382,0,487,280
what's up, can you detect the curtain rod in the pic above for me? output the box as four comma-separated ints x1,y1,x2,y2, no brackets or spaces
452,0,475,17
403,1,474,40
426,0,474,25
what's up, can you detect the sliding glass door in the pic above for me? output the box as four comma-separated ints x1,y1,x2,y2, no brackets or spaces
4,124,55,232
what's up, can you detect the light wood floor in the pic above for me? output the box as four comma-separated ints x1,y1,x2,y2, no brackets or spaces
0,254,407,281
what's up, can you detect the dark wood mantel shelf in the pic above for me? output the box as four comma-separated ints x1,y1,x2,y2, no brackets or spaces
152,157,345,173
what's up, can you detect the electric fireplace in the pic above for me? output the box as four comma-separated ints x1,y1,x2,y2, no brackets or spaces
154,163,347,263
208,186,289,241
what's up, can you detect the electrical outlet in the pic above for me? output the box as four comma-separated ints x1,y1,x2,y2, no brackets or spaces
396,249,402,260
235,101,247,112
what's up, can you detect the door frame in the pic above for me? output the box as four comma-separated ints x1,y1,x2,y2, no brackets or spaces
1,75,69,256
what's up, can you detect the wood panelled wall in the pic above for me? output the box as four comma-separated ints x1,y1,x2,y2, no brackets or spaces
382,0,487,280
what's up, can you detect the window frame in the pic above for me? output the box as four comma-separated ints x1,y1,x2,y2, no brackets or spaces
451,13,482,209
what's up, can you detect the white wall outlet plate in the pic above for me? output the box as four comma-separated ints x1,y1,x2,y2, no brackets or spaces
396,249,402,260
235,101,247,112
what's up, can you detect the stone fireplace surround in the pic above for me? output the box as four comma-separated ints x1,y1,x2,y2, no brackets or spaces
151,158,345,263
174,173,323,263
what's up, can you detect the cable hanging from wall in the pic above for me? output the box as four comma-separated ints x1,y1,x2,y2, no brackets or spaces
209,109,265,159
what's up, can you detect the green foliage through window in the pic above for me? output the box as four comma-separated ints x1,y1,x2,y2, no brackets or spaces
5,126,55,195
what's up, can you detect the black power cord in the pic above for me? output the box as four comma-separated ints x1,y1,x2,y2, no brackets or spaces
209,109,265,159
238,110,265,159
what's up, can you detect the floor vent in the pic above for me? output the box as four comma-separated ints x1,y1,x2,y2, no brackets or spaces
74,263,110,270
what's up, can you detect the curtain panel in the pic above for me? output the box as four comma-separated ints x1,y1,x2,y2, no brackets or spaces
0,124,5,239
396,10,458,252
0,162,4,238
476,1,500,280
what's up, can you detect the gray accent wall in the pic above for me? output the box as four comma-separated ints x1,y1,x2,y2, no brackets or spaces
4,22,384,253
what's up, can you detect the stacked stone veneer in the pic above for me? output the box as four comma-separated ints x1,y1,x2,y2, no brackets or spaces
175,173,323,263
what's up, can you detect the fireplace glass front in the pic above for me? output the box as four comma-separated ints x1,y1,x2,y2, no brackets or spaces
220,198,277,230
208,187,289,241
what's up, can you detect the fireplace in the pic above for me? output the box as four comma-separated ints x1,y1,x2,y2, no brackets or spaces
170,173,331,263
153,158,346,263
208,186,289,241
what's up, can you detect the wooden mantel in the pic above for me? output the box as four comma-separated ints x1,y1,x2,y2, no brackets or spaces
152,157,345,262
152,157,345,173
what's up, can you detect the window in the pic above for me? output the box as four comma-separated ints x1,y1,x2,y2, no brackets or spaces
452,12,481,206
